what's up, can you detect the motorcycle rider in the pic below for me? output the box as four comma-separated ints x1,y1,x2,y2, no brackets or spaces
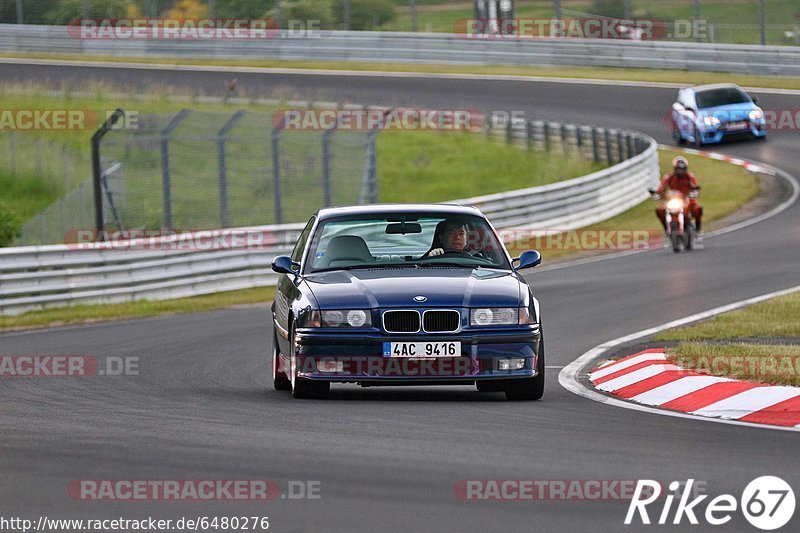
655,156,703,238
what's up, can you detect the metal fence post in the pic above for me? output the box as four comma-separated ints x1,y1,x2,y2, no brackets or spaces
159,109,190,232
91,108,125,238
616,130,624,161
216,110,246,228
322,128,334,207
591,127,600,163
271,128,283,224
360,129,380,204
604,129,613,163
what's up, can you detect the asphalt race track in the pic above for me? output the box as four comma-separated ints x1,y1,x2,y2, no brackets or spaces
1,62,799,532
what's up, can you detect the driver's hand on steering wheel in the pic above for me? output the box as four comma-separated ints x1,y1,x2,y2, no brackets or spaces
429,248,445,256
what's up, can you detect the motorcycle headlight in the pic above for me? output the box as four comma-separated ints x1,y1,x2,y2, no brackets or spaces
749,109,763,121
666,198,684,212
702,115,720,127
318,309,371,328
471,307,518,326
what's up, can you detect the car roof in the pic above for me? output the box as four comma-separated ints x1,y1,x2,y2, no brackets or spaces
315,204,483,220
688,83,744,93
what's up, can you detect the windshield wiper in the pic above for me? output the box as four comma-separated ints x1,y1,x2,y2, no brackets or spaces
418,262,482,269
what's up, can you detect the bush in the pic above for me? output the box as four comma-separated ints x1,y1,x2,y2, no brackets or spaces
283,0,334,29
0,211,19,247
589,0,626,19
333,0,395,30
44,0,133,25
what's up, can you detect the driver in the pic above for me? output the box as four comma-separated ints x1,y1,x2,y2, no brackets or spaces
427,219,469,257
655,156,703,235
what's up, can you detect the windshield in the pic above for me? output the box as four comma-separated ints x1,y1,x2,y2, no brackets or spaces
695,87,751,109
305,213,511,272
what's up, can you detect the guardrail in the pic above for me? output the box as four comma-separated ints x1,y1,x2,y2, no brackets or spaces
0,119,659,316
1,25,799,76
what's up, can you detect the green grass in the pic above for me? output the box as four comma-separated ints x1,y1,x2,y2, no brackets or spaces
0,286,276,332
656,290,800,386
656,291,800,341
377,129,606,202
383,0,800,45
668,342,800,386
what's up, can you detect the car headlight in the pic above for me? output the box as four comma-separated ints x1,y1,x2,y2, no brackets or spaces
319,309,371,328
749,109,763,121
702,115,720,127
471,307,520,326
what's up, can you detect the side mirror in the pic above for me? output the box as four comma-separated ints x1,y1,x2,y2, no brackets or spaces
513,250,541,271
672,102,685,112
272,255,299,275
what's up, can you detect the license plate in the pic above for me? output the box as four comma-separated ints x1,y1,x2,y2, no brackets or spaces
383,341,461,358
727,121,748,131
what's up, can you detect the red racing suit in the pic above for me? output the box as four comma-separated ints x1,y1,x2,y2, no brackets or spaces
656,172,703,231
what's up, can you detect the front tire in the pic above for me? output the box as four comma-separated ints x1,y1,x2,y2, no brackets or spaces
670,220,681,253
693,126,703,148
272,329,291,391
505,336,545,401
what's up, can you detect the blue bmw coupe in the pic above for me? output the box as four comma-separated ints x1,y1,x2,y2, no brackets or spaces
270,204,544,400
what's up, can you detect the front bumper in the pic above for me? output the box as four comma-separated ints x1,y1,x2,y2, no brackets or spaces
696,120,766,144
293,328,541,382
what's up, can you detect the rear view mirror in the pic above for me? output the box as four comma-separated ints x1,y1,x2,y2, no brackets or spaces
386,222,422,234
272,255,299,275
513,250,542,271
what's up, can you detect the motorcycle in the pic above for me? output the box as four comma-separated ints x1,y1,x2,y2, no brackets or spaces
648,187,699,253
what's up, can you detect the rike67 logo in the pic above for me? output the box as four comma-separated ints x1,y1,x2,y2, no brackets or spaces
626,477,795,530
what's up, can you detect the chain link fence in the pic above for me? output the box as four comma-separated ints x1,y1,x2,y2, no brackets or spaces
12,109,379,245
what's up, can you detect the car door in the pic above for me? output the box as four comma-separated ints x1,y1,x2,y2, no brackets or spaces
274,216,315,352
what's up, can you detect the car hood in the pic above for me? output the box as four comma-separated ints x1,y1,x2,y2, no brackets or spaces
699,102,758,122
304,267,522,309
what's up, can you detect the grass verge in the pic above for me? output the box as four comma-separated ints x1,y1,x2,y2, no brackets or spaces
377,130,606,202
0,286,276,333
2,53,800,91
656,291,800,386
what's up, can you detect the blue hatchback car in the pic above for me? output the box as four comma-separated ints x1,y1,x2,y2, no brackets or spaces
270,204,544,400
671,83,767,146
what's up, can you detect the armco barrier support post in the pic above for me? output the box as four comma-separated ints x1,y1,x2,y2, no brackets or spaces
159,109,190,232
616,130,624,162
216,110,246,228
271,128,283,224
604,129,613,163
591,127,600,162
526,121,533,151
543,122,551,151
91,108,125,238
